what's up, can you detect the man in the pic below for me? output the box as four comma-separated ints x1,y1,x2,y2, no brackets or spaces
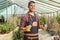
20,1,40,40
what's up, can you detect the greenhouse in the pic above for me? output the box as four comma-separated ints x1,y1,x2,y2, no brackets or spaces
0,0,60,40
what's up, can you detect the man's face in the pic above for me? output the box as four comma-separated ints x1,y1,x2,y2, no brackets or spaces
28,3,35,12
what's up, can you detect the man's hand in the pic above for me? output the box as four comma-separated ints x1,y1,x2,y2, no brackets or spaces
20,25,32,32
20,27,26,31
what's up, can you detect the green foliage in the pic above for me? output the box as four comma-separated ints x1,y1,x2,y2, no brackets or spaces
0,24,10,33
0,23,16,34
0,25,3,32
2,24,10,31
9,23,16,30
40,15,47,25
57,14,60,24
50,17,57,25
13,29,24,40
50,15,60,35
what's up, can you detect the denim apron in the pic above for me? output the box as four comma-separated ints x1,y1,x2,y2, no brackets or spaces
24,15,39,40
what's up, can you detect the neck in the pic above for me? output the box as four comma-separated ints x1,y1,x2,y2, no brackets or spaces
28,11,35,16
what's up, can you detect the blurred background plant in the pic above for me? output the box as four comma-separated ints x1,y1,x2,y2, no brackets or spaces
13,29,24,40
47,13,60,36
0,23,16,34
57,13,60,25
40,15,47,30
40,15,47,25
0,14,18,34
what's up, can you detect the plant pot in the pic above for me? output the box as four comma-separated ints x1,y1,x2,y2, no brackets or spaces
1,31,5,34
0,27,18,40
40,25,44,30
0,30,7,34
0,30,13,40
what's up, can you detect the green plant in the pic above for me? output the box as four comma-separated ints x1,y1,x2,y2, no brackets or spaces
40,15,47,25
53,28,60,35
50,16,60,35
3,24,10,31
0,23,16,34
9,23,16,30
13,29,24,40
0,23,10,34
0,25,3,33
57,13,60,24
50,17,57,25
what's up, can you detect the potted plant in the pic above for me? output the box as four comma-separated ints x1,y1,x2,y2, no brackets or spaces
0,23,17,40
40,15,47,30
0,14,19,40
0,23,15,34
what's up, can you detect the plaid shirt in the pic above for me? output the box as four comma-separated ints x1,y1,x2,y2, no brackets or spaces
20,12,40,29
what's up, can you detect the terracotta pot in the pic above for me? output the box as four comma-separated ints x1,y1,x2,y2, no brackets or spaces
40,25,44,30
0,30,13,40
1,31,5,34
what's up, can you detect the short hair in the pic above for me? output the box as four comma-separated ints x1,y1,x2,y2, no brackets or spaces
28,1,35,6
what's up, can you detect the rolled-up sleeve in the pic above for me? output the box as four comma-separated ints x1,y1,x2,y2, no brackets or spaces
20,16,26,28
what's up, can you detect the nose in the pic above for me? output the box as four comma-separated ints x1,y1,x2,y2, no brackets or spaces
32,6,35,9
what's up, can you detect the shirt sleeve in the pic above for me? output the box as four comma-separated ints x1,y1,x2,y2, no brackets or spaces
20,16,26,27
